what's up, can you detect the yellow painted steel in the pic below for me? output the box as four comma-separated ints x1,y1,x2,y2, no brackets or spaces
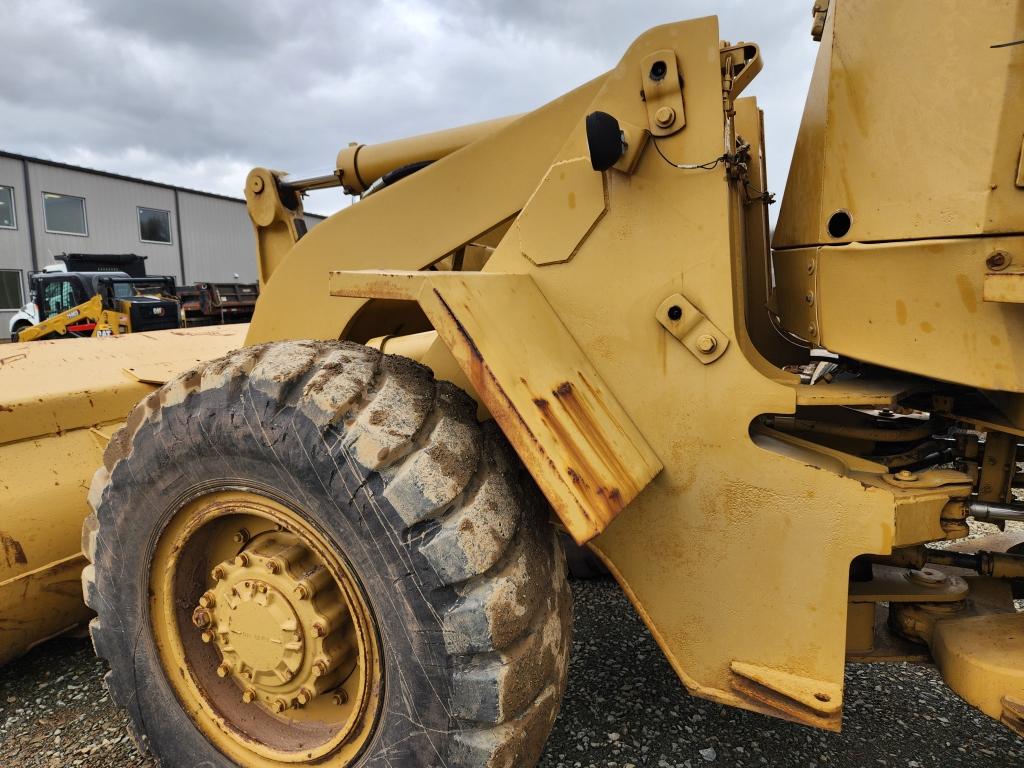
16,294,126,342
772,0,1024,394
330,270,663,544
0,326,244,664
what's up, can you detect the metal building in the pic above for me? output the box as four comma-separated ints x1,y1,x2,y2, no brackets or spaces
0,150,324,329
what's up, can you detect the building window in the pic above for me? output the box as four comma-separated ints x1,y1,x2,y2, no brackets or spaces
138,206,172,244
0,186,15,229
0,269,23,310
42,192,88,236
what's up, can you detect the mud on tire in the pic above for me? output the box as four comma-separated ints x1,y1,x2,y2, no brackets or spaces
82,340,572,767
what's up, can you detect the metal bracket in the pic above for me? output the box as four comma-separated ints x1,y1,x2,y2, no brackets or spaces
640,50,685,137
655,293,729,364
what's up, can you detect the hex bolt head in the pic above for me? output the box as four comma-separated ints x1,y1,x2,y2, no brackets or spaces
211,565,226,581
271,699,288,714
200,631,214,644
216,663,232,678
192,608,212,629
312,622,327,638
696,335,718,354
266,559,280,574
294,582,311,600
895,469,918,482
312,658,330,678
654,106,676,128
242,688,257,704
233,553,249,567
667,305,683,321
333,690,349,706
232,528,250,545
297,688,314,707
198,591,216,609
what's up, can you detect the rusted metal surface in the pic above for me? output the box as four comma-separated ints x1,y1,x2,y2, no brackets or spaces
330,269,663,544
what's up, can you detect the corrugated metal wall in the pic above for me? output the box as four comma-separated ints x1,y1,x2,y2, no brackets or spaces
0,154,325,333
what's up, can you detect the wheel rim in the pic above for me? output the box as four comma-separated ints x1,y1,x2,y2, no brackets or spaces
150,488,382,765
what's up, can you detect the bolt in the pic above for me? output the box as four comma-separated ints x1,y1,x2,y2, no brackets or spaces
312,658,330,678
266,559,280,574
696,335,718,354
654,106,676,128
233,528,250,545
895,470,918,482
271,699,288,714
242,688,257,704
251,176,265,194
333,690,349,706
807,261,815,275
296,688,315,706
216,663,232,678
198,591,216,609
257,582,268,593
667,305,683,321
201,631,214,644
234,553,249,567
294,582,311,600
192,608,212,629
211,565,226,581
804,291,815,305
312,622,327,638
987,251,1010,271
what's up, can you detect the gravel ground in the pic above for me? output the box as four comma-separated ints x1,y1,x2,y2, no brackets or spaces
2,579,1021,767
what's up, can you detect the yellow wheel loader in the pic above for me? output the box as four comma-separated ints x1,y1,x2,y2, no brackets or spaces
2,1,1024,764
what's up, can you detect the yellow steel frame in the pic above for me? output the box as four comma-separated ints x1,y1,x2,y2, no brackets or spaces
238,14,1012,730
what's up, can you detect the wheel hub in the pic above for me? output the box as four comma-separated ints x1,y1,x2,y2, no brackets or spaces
193,531,354,712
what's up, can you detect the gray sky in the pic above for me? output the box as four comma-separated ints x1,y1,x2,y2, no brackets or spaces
0,0,819,217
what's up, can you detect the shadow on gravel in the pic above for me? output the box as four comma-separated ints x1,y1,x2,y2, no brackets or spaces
1,579,1021,767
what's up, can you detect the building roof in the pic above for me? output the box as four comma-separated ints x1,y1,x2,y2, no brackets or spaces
0,149,327,219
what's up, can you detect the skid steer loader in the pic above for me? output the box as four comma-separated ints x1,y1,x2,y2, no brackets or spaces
1,1,1023,765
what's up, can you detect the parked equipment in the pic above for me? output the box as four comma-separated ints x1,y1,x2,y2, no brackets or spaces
14,272,180,341
177,280,260,326
2,2,1023,765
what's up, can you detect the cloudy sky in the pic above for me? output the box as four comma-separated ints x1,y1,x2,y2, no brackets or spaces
1,0,819,217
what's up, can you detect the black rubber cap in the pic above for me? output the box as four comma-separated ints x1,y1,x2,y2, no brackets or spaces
586,111,624,172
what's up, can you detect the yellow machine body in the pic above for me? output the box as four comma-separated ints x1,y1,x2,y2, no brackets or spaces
0,325,245,664
0,0,1022,742
240,1,1024,734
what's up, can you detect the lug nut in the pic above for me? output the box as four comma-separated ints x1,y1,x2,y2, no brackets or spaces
234,553,249,567
198,591,216,609
242,688,257,704
266,559,280,574
696,335,718,354
271,698,288,714
294,582,311,600
296,688,315,706
216,662,233,678
201,631,214,644
312,658,331,678
192,608,212,629
312,622,327,638
233,528,250,545
211,565,226,581
333,690,349,706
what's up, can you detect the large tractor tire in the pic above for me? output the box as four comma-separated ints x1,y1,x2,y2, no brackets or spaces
82,340,572,767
